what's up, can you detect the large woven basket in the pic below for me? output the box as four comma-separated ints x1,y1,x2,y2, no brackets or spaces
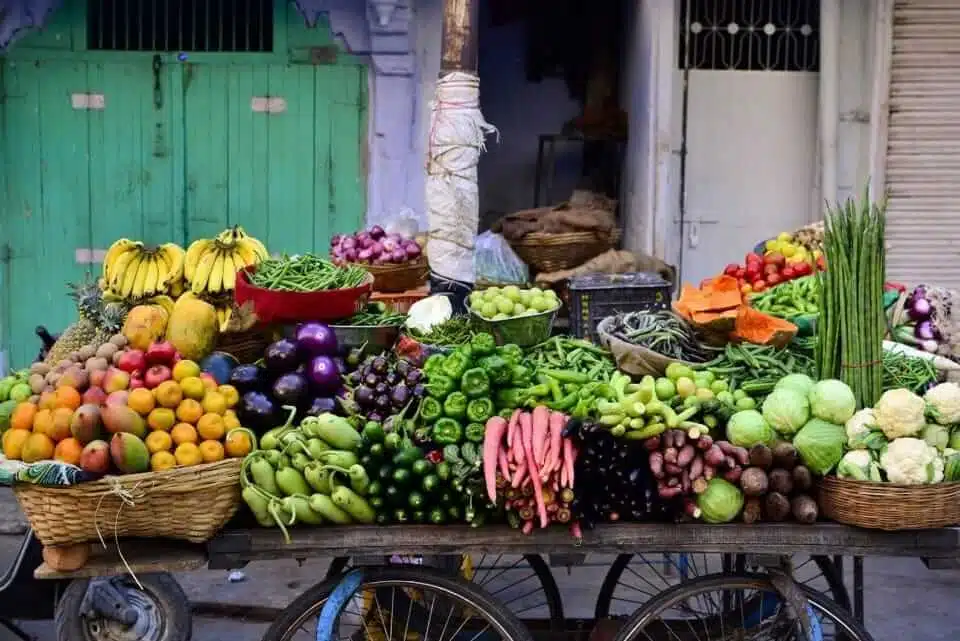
14,458,242,546
353,257,429,293
818,475,960,530
510,229,621,273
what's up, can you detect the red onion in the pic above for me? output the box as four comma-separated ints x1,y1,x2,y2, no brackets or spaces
391,248,407,262
382,238,398,252
357,248,373,261
404,242,422,258
370,241,384,256
341,236,357,250
369,225,386,240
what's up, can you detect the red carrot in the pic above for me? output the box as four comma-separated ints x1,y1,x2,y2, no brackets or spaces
520,411,549,528
511,461,527,488
563,438,575,489
498,447,510,481
542,411,565,478
483,416,508,504
507,409,521,449
560,462,568,488
522,520,534,536
570,521,583,545
531,406,550,467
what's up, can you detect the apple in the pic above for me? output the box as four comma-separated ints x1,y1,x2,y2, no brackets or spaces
89,369,107,388
105,390,129,407
81,386,108,406
117,349,147,374
145,341,178,366
129,377,146,390
144,365,173,389
102,367,131,393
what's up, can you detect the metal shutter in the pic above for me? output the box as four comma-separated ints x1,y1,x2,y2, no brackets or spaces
885,0,960,287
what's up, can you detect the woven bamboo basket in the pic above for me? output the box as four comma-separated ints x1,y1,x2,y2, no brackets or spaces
14,458,243,546
818,475,960,530
215,327,275,364
353,257,429,293
510,229,621,273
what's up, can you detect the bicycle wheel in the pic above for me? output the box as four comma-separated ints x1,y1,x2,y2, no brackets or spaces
325,554,564,630
611,573,873,641
594,553,849,618
261,566,533,641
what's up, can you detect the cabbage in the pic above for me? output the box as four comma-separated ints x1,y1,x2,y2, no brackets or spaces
775,373,816,398
761,388,810,436
696,478,744,523
793,418,846,475
726,410,775,447
808,379,856,425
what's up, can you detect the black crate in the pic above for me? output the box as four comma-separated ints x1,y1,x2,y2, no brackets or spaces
569,272,672,342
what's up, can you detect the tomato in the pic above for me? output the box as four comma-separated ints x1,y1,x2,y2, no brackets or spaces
764,252,786,268
741,283,753,294
723,263,741,277
764,263,780,276
816,255,827,271
781,266,796,280
752,279,767,292
793,261,812,276
767,273,781,286
735,267,745,279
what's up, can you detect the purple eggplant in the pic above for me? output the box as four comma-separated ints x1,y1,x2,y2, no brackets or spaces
264,339,300,375
295,322,339,358
303,396,337,417
272,373,309,406
238,391,278,433
916,320,938,341
229,364,266,394
405,369,422,386
354,385,376,407
390,384,411,407
307,355,342,395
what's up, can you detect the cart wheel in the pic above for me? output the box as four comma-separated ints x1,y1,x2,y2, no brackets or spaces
55,573,192,641
594,553,849,619
325,553,565,630
0,619,33,641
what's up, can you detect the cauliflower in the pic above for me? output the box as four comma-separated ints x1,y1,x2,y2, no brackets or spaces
837,450,882,481
873,388,926,439
879,437,944,484
924,382,960,425
845,408,885,450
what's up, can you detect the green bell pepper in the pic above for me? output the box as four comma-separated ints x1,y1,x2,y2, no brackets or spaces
443,391,468,420
431,418,462,446
441,351,471,381
511,364,534,387
423,353,446,376
479,355,512,386
464,422,486,443
419,397,444,424
497,344,524,365
460,367,491,399
426,374,455,399
470,332,496,357
466,398,494,423
495,387,525,409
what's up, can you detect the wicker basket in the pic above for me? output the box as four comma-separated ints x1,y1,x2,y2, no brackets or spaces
371,287,429,313
14,458,242,546
818,475,960,531
354,257,429,293
215,327,275,364
510,229,621,273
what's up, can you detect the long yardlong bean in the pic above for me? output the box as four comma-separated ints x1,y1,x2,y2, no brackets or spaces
251,254,369,292
606,311,719,363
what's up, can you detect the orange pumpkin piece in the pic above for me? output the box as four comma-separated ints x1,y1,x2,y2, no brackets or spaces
734,306,798,347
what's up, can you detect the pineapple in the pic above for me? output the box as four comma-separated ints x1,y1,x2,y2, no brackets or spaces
94,302,129,345
44,280,113,364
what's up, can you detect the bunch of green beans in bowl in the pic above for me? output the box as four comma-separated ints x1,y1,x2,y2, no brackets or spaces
250,254,370,292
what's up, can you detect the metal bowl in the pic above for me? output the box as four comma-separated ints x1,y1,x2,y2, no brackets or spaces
330,324,402,352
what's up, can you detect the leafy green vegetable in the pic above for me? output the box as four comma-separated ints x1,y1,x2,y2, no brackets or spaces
726,409,775,447
808,379,857,425
696,479,744,524
793,418,846,475
761,388,810,436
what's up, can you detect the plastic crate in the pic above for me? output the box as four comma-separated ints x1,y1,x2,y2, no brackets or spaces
569,272,672,342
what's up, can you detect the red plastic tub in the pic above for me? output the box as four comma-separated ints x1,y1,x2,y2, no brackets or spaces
234,266,373,324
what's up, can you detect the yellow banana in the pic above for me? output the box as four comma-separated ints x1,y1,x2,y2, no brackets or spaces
157,243,183,292
221,306,233,331
231,242,259,268
191,246,219,294
143,257,160,297
130,256,151,298
185,239,212,284
102,239,140,281
237,236,269,262
147,295,176,317
108,247,139,291
221,251,238,291
207,249,225,294
116,254,142,297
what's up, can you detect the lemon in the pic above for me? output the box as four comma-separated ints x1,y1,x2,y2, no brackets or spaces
781,244,796,257
777,232,792,242
765,239,779,252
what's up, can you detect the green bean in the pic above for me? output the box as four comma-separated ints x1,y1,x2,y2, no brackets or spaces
251,254,369,292
407,317,475,347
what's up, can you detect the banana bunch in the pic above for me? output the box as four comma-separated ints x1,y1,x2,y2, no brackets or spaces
185,226,269,296
215,305,234,332
102,240,186,301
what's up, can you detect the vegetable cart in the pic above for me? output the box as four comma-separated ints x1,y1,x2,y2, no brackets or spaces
29,523,960,641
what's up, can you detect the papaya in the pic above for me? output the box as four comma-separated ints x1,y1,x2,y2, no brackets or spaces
165,293,219,362
123,304,170,351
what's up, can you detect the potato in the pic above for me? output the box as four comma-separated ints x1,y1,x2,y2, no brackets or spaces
110,334,128,348
77,345,97,361
27,374,46,394
95,342,119,360
84,357,109,372
29,362,51,376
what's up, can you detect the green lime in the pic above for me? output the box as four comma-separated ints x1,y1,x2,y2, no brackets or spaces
481,302,498,318
496,298,515,315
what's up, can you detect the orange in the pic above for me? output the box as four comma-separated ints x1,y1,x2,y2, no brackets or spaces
2,429,31,460
10,403,37,432
175,399,203,424
200,391,227,416
145,430,174,454
53,437,84,465
127,388,156,416
174,442,202,466
224,428,254,458
150,451,177,471
198,439,225,463
21,433,55,463
200,375,218,392
179,377,205,401
172,360,201,382
153,381,183,409
218,385,240,408
54,386,82,411
49,407,74,442
31,408,54,436
170,423,198,445
222,410,241,430
147,407,177,432
37,391,57,411
196,413,225,441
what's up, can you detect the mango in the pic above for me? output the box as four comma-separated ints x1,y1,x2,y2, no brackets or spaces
100,405,146,439
123,304,170,352
70,404,103,445
109,433,150,474
165,293,218,362
80,440,111,474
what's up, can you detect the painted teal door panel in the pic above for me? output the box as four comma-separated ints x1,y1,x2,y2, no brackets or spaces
182,61,367,253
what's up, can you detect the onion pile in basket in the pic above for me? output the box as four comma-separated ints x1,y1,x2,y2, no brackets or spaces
331,226,423,266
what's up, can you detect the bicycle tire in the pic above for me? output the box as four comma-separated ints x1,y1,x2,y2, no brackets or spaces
324,553,565,630
594,553,850,618
611,573,873,641
261,566,533,641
